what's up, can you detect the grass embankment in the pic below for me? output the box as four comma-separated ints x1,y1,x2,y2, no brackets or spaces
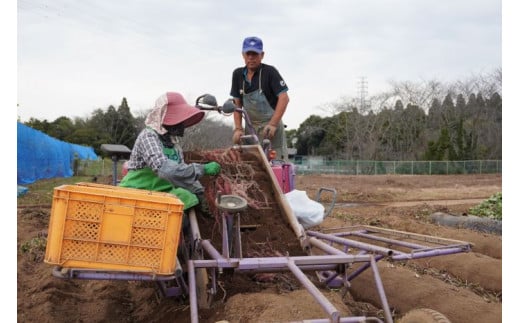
17,176,94,207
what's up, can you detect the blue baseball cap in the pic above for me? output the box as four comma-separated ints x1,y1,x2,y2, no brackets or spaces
242,36,263,53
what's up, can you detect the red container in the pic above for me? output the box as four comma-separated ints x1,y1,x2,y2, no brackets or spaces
271,163,295,193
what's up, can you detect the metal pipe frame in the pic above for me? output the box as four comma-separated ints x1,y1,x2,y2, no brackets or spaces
187,244,392,323
50,213,473,323
324,225,472,249
307,231,395,256
307,228,471,261
51,266,176,281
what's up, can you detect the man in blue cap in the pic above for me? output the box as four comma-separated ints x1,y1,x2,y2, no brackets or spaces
230,36,290,160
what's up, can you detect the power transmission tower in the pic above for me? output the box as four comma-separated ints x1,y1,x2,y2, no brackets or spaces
357,77,369,111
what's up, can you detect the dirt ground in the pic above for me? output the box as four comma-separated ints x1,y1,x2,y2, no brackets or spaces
17,172,502,323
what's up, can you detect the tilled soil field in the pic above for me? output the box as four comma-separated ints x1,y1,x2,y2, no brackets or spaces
17,168,501,323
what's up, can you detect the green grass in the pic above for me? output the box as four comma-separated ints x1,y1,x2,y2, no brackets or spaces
17,158,125,207
17,176,94,206
19,236,47,262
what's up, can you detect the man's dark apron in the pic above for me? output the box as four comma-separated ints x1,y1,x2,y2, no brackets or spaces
242,69,288,160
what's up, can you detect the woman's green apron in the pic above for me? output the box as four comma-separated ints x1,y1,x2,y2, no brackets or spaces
119,146,199,210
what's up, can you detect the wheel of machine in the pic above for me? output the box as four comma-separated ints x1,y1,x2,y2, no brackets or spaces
179,216,215,310
398,308,451,323
187,224,214,309
195,265,212,309
187,234,214,309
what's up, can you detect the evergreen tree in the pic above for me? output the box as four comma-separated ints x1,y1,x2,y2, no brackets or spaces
115,98,138,148
455,94,466,119
296,115,327,156
440,93,455,126
48,116,75,141
86,98,137,152
433,127,452,160
24,118,52,134
426,97,442,130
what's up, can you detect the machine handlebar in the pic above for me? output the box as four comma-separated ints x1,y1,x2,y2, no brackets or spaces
195,94,238,114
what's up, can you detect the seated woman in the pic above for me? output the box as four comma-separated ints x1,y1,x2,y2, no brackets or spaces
119,91,220,212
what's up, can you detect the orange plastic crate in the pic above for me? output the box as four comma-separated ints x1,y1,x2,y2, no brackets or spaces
44,183,184,275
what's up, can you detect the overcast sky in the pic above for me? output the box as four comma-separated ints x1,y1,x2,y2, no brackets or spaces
16,0,502,130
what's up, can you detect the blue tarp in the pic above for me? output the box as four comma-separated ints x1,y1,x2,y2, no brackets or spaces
17,122,98,185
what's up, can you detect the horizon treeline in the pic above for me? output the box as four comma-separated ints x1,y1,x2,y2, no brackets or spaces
22,69,501,161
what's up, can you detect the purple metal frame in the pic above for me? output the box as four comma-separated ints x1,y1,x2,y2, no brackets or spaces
48,101,472,322
51,211,472,323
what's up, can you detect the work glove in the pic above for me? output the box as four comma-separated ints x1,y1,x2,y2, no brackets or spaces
262,124,277,140
232,128,244,144
203,161,221,176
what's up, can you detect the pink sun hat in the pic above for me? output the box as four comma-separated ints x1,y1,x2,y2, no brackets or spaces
163,92,205,127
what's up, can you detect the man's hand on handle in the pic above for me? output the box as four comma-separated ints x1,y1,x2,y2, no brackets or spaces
262,124,277,140
232,128,244,144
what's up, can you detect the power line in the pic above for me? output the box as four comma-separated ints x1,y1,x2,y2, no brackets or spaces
18,0,165,38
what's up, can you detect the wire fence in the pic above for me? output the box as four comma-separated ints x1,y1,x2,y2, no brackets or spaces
76,159,502,177
294,160,502,175
75,159,126,177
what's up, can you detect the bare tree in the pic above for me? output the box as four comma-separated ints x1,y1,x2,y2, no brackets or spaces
183,116,232,151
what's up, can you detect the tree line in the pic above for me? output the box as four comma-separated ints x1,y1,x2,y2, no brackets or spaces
23,97,235,157
22,69,501,161
289,69,501,161
291,90,501,161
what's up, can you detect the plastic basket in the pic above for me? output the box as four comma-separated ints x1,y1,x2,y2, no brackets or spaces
44,182,184,275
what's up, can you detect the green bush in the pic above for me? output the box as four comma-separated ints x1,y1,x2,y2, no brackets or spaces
469,192,502,220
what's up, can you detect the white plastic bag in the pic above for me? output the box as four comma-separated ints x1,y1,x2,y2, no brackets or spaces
285,189,325,229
